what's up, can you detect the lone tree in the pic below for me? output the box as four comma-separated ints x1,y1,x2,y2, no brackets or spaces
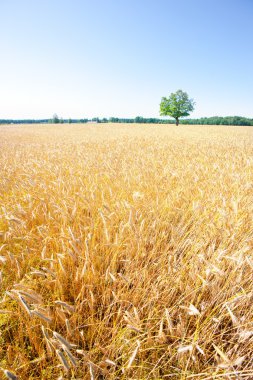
52,114,60,124
160,90,195,126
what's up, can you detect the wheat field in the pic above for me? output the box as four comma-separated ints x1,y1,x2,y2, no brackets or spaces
0,123,252,379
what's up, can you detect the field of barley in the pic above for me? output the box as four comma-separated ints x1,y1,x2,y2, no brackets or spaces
0,123,252,379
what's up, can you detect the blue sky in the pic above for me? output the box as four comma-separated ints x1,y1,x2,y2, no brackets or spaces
0,0,252,119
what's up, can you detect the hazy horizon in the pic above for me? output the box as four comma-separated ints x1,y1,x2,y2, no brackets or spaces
1,0,253,119
1,115,253,122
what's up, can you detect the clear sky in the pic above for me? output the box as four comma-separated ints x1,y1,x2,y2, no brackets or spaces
1,0,252,119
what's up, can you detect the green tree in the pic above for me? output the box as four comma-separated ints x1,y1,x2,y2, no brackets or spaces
135,116,144,123
52,114,60,124
160,90,195,126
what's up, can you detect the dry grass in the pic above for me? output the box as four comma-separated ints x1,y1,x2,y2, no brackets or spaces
0,123,252,379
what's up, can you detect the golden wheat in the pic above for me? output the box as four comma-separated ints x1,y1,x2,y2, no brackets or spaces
0,123,252,379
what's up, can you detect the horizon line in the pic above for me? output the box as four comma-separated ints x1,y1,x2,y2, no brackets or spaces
0,115,252,121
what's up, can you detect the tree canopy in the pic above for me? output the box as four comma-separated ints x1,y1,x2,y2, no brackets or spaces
160,90,195,125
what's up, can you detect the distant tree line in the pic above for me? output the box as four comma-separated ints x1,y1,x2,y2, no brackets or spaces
180,116,253,126
0,115,252,126
0,118,89,124
107,116,253,126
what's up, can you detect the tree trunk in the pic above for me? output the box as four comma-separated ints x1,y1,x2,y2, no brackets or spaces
176,118,179,126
